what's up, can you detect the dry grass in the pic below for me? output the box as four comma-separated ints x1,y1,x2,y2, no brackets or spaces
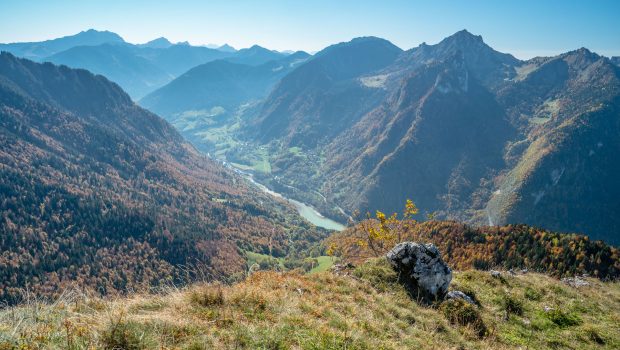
0,260,618,349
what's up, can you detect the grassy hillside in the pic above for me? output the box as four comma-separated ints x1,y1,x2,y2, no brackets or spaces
1,259,618,349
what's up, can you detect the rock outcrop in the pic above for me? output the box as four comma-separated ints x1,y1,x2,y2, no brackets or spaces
386,242,452,303
446,290,476,305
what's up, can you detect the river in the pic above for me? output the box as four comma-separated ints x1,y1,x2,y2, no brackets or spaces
237,169,346,231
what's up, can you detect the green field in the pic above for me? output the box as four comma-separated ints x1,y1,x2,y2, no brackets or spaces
246,251,336,274
245,251,284,269
309,256,336,274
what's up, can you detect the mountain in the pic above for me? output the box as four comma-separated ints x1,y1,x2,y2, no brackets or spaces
138,37,173,49
250,37,403,147
0,29,124,61
139,52,311,154
44,43,234,99
141,51,310,117
387,29,519,88
226,45,287,65
232,31,620,244
3,31,295,100
485,49,620,240
45,43,173,99
0,52,323,304
141,44,233,76
218,43,237,52
324,52,516,223
612,56,620,66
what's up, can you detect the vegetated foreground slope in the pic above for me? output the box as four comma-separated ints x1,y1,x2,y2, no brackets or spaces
327,220,619,280
0,264,618,349
242,30,620,245
0,52,324,304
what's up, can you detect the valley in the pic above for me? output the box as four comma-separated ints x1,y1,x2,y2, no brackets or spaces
223,161,346,231
138,31,620,245
1,2,620,347
240,169,346,231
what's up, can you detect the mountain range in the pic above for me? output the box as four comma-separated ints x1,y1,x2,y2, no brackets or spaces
0,30,292,99
143,30,618,245
140,51,310,152
2,29,618,254
0,29,124,60
0,52,323,303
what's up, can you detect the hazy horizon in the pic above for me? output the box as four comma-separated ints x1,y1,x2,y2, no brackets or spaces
1,0,619,59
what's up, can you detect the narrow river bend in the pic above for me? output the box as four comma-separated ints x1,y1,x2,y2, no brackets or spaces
240,171,346,231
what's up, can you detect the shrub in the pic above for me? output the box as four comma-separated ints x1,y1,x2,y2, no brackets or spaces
230,290,268,314
545,308,581,328
472,259,491,271
441,299,487,338
258,258,280,271
524,286,543,301
582,326,605,344
189,284,225,307
101,316,152,350
502,293,524,316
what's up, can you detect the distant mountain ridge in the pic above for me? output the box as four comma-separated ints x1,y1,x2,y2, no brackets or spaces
138,37,173,49
1,30,294,99
45,43,174,99
140,51,310,118
224,45,288,65
0,29,124,60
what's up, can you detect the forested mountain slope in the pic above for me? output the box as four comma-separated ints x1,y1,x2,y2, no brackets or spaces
0,52,323,304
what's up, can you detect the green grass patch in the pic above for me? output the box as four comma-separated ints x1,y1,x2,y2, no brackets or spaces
309,256,335,274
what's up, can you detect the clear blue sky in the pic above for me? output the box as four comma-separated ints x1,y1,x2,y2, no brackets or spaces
1,0,618,58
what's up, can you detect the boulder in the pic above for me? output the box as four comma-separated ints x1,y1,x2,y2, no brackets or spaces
447,290,476,305
561,276,590,288
490,270,502,278
386,242,452,303
331,262,355,275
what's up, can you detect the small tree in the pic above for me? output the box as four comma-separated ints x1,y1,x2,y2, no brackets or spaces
356,199,419,256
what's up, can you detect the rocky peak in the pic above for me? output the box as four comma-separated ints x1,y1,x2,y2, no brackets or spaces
561,47,602,69
435,29,507,62
393,30,519,88
434,52,470,94
442,29,485,45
